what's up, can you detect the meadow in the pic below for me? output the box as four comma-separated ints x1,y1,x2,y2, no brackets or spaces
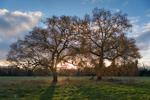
0,76,150,100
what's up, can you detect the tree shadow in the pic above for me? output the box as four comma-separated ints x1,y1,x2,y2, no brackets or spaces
39,82,56,100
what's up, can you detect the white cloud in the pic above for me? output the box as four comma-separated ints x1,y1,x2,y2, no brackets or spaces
128,17,140,35
130,19,139,24
123,1,128,7
128,17,139,24
133,22,150,67
142,22,150,32
127,17,140,35
0,9,42,41
146,13,150,17
139,49,150,57
82,0,88,4
128,17,139,20
132,24,140,33
138,57,150,68
92,0,103,3
114,9,120,12
0,9,42,66
0,38,2,42
0,9,9,15
0,41,10,61
146,8,150,12
43,25,48,29
145,8,150,17
135,22,150,50
112,8,120,12
91,0,114,3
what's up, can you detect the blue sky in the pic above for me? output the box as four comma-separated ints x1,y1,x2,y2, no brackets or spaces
0,0,150,67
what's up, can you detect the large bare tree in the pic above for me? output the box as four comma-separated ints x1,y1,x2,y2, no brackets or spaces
77,8,141,80
7,15,81,82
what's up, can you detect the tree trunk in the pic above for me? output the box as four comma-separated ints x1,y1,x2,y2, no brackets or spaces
90,74,95,80
27,70,32,76
96,56,103,80
97,76,102,80
52,72,58,82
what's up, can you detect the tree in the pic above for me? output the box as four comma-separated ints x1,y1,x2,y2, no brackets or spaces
7,15,81,82
78,8,141,80
6,39,41,76
118,59,140,76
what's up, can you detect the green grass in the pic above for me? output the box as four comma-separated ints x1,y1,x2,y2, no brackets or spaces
0,76,150,100
108,76,150,82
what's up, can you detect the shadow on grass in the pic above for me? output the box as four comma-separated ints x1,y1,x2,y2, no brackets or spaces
39,82,56,100
39,78,150,100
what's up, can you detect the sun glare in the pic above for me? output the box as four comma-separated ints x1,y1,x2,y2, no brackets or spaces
0,61,5,66
57,63,77,69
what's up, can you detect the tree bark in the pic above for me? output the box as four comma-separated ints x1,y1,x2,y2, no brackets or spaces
27,70,32,76
52,72,58,82
97,76,102,80
96,56,103,80
89,75,95,80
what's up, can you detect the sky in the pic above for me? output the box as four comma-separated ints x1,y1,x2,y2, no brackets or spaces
0,0,150,67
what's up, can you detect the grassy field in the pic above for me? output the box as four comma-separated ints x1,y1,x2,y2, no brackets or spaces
0,76,150,100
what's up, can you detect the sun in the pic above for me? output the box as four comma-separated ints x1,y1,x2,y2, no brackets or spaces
57,63,77,69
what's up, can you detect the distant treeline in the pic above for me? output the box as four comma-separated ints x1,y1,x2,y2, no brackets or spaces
138,68,150,76
0,65,150,76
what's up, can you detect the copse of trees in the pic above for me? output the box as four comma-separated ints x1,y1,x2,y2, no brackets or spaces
6,7,141,82
139,67,150,76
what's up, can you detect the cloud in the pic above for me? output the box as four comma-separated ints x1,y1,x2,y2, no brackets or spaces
135,22,150,51
0,41,11,61
146,13,150,17
145,8,150,17
142,22,150,33
128,17,139,20
146,8,150,12
127,17,140,35
123,1,128,7
133,22,150,66
91,0,103,3
82,0,88,4
138,57,150,67
130,19,139,24
112,8,120,12
91,0,114,3
0,9,42,65
0,9,42,41
128,17,140,24
114,9,120,12
132,24,140,34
